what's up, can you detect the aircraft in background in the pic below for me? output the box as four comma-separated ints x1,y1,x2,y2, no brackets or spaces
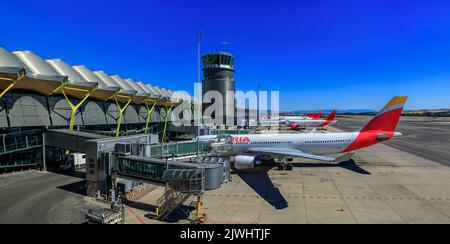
259,111,324,127
223,96,407,170
288,110,337,130
283,111,323,121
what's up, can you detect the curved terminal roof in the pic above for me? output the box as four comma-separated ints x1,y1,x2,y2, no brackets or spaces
73,65,120,91
145,84,161,97
124,78,147,94
71,65,120,101
13,51,62,77
1,46,188,106
153,86,170,101
0,47,27,75
123,78,151,104
161,88,181,103
7,50,68,96
136,82,160,99
110,75,136,93
92,71,137,103
93,71,123,89
110,75,147,104
46,59,98,88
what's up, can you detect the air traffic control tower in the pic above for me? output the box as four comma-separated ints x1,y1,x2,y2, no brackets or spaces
202,52,236,126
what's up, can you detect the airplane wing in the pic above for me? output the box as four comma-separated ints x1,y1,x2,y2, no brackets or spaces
247,147,337,162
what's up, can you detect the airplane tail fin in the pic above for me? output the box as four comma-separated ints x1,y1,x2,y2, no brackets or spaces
361,96,408,133
326,110,336,122
318,110,336,127
315,111,324,120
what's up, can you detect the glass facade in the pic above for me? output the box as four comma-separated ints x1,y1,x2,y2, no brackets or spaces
0,149,41,168
0,130,43,169
1,130,43,154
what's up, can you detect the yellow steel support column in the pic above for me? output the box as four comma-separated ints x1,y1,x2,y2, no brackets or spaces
0,74,25,98
144,100,158,134
115,96,133,138
161,103,173,144
48,82,68,96
62,90,91,131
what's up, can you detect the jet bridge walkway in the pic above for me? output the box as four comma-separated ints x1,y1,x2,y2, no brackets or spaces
114,155,225,220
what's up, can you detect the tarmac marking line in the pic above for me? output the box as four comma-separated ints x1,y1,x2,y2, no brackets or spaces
125,206,146,225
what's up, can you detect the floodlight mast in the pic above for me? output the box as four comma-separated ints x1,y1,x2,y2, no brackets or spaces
197,32,202,137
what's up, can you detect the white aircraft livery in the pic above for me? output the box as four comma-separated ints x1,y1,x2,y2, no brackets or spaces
288,110,337,129
226,96,407,170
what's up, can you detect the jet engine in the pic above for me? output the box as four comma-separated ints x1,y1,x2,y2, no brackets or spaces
233,156,263,170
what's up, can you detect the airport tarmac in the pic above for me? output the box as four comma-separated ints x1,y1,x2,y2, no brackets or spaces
0,171,103,224
1,117,449,224
126,116,450,224
335,116,450,166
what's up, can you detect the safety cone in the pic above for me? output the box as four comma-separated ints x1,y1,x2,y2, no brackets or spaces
339,206,346,212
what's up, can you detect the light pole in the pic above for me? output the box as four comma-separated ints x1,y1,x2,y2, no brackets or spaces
198,32,202,85
197,32,202,137
257,84,261,126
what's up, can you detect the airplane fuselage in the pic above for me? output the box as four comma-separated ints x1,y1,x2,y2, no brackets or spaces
228,132,360,156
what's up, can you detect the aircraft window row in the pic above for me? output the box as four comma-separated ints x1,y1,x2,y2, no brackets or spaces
305,139,352,144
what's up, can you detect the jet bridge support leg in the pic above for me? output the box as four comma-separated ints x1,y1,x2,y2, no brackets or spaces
194,194,207,224
115,97,133,138
144,100,158,134
161,104,173,143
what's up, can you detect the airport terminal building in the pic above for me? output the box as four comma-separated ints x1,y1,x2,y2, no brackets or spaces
0,47,255,203
0,47,198,171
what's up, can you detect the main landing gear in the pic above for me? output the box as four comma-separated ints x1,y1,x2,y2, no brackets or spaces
277,158,293,171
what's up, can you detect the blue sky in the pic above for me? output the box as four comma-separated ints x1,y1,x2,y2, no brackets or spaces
1,0,450,111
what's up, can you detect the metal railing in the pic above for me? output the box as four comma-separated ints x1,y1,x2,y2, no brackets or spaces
156,168,205,219
209,129,254,136
145,140,213,158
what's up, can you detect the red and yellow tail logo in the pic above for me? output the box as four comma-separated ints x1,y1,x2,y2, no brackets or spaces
361,96,407,133
343,96,408,153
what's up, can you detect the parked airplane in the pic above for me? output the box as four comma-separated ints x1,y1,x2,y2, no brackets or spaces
259,112,323,127
288,110,337,130
225,96,407,170
283,111,323,121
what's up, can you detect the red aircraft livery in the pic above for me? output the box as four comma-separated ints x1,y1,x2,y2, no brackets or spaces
232,137,251,143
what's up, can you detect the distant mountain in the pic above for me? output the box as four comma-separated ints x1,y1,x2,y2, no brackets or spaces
337,109,378,114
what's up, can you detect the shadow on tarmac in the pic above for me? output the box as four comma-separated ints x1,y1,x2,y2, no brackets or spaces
234,158,370,209
293,159,372,175
57,179,87,196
